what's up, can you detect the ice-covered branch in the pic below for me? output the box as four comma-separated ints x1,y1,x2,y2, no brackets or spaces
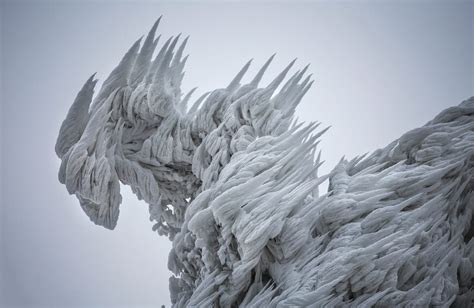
56,19,474,307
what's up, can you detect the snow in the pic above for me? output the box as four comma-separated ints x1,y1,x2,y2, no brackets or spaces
55,19,474,307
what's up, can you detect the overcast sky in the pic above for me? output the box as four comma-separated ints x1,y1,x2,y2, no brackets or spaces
1,1,472,307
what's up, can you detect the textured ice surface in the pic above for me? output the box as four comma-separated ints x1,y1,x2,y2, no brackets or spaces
55,19,474,307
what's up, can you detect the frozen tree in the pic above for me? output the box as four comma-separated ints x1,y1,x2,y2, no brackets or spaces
55,19,474,307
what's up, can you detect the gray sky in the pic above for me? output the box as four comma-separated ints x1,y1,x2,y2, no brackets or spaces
1,0,472,307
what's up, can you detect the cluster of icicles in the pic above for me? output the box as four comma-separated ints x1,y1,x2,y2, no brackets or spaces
55,19,474,307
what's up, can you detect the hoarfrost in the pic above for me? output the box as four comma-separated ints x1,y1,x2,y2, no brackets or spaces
56,20,474,307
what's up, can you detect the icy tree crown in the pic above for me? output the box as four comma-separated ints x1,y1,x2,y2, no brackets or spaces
56,19,474,307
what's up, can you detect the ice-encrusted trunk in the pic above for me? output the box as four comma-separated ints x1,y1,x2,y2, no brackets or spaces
55,19,474,307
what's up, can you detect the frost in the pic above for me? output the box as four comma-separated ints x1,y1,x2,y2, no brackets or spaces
56,19,474,307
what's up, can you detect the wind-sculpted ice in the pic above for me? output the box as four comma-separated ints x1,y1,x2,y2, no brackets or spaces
55,19,474,307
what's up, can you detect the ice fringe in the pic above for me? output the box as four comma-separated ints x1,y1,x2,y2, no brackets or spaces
55,19,474,307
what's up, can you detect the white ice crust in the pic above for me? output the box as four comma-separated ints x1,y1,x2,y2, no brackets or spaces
55,19,474,307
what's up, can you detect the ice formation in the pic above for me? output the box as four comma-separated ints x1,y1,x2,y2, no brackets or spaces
55,19,474,307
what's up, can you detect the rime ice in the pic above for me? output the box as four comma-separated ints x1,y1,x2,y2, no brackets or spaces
55,19,474,307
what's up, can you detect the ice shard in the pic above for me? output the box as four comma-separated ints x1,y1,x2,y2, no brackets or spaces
55,19,474,307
